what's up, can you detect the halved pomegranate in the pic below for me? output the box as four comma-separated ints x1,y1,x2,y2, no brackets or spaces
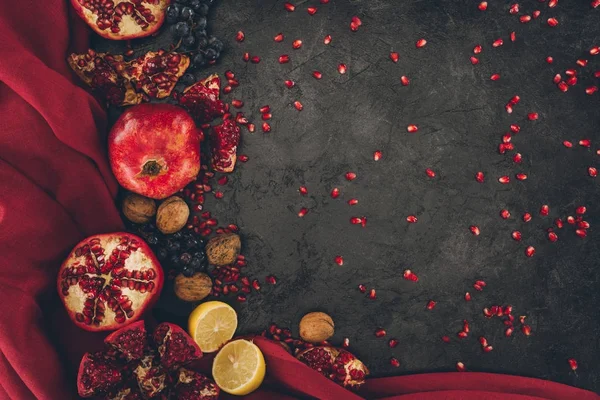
296,346,369,390
68,50,142,107
178,74,227,123
70,0,170,41
211,118,241,173
57,233,164,332
108,103,201,199
77,321,209,398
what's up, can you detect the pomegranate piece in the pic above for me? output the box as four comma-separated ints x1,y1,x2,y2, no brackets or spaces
174,368,220,400
68,50,142,106
296,347,369,390
109,104,200,199
122,50,190,99
179,74,226,123
104,321,147,361
153,322,203,370
210,119,241,173
70,0,169,41
58,233,164,332
77,353,122,397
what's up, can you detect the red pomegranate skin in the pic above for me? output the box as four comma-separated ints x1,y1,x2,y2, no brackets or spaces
109,104,200,199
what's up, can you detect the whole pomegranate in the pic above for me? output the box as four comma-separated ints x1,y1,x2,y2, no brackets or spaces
296,346,369,390
109,104,201,199
70,0,170,41
77,321,219,399
57,233,164,332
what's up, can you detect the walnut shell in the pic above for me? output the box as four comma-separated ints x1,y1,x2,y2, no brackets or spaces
205,233,241,266
122,193,156,224
299,312,335,343
156,196,189,234
174,272,212,302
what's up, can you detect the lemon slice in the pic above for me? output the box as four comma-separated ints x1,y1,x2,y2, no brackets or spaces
212,339,266,395
188,301,237,353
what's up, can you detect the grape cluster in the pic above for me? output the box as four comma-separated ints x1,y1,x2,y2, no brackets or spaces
165,0,223,73
135,224,208,277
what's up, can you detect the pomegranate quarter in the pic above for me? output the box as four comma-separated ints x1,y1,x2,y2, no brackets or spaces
58,233,164,332
108,103,201,199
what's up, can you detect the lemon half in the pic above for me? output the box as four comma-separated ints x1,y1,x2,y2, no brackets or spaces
212,339,266,395
188,301,237,353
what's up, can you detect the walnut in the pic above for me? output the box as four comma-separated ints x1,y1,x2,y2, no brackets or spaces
122,193,156,224
174,272,212,302
205,233,241,266
299,312,335,343
156,196,189,234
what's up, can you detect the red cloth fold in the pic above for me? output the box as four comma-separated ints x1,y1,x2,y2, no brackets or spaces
0,1,597,399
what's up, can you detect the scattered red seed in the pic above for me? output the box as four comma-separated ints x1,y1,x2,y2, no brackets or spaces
473,284,483,292
505,327,514,337
476,172,485,183
235,31,245,42
528,112,539,121
593,0,600,9
457,331,468,339
568,358,578,371
250,55,261,63
294,101,303,111
406,215,418,223
520,15,532,23
266,275,277,285
358,284,367,293
403,269,419,282
589,167,598,177
591,46,600,55
473,45,482,54
427,300,436,310
475,280,486,287
579,139,591,147
483,345,494,353
338,63,347,74
498,176,510,184
323,34,332,45
373,150,382,161
548,232,558,242
576,59,588,67
400,76,410,86
490,73,501,81
500,209,510,219
493,38,503,47
350,217,362,225
470,56,479,65
262,122,271,133
312,71,322,79
368,288,377,299
238,155,249,162
274,33,284,42
533,10,541,18
425,168,436,178
231,99,244,108
478,1,487,10
546,56,554,64
259,105,270,114
479,336,488,347
577,206,587,215
442,336,451,343
390,357,400,368
510,31,516,42
515,173,527,181
547,17,559,27
214,191,224,199
407,124,418,133
345,172,357,181
509,3,519,14
586,86,598,95
525,246,535,257
523,212,532,222
513,153,522,163
342,338,350,348
285,80,295,88
284,2,295,12
390,52,399,63
522,325,532,335
563,140,573,148
416,38,427,48
555,218,564,228
347,199,358,206
307,6,317,15
465,292,472,301
567,216,576,224
374,328,386,338
217,176,228,185
330,188,340,199
292,39,302,49
548,0,558,7
247,124,255,133
279,54,290,64
540,205,549,216
298,207,308,217
456,362,466,372
469,226,480,236
389,338,399,348
299,186,308,195
512,231,522,241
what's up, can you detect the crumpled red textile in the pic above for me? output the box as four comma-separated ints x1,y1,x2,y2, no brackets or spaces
0,1,597,400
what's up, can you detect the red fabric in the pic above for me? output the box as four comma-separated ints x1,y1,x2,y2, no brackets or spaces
0,1,598,400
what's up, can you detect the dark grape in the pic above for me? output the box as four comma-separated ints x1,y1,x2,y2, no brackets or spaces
196,4,209,16
181,266,195,277
191,52,206,67
196,35,209,50
166,4,180,23
181,73,196,86
155,247,169,261
189,0,202,12
204,48,217,60
182,34,196,47
180,6,195,20
174,21,190,37
179,253,192,265
189,256,203,269
172,231,184,240
167,240,181,253
208,36,223,52
146,235,159,245
168,254,181,268
176,0,190,4
183,236,198,249
195,17,207,31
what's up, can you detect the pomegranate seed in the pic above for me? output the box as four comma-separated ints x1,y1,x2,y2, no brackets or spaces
499,209,510,219
368,288,376,299
578,221,590,229
232,99,244,109
403,269,418,282
350,21,360,32
323,34,332,44
596,71,600,78
426,300,436,310
390,357,400,368
568,358,578,371
457,331,468,339
567,216,576,224
285,80,295,88
416,39,427,48
307,6,317,15
284,2,295,11
483,345,493,353
351,16,362,26
425,168,436,178
540,205,549,216
525,246,535,257
388,338,399,348
512,231,522,241
566,76,577,86
586,86,598,95
549,0,558,7
350,217,362,225
442,336,451,343
565,69,577,76
505,327,514,337
260,105,271,114
456,362,466,372
509,3,519,14
390,52,400,63
478,1,488,10
576,59,588,67
375,328,386,338
266,275,277,285
493,38,503,47
547,18,559,27
470,226,480,236
293,101,303,111
292,39,302,49
400,76,410,86
593,0,600,9
358,284,367,293
591,46,600,55
279,55,290,64
312,71,322,79
476,171,485,183
298,208,308,217
217,176,228,185
330,188,340,198
238,155,249,162
505,104,513,114
546,56,554,64
515,173,527,181
513,153,522,163
251,55,261,63
548,232,558,242
576,206,587,215
555,218,564,228
345,172,357,181
533,10,541,18
490,73,501,81
523,212,532,222
347,198,359,206
299,186,308,195
510,31,516,42
528,113,539,121
214,191,224,199
338,63,347,74
235,31,245,42
406,215,418,223
475,280,486,287
509,95,521,105
473,284,483,292
553,74,562,84
223,86,232,94
470,56,479,65
334,256,344,266
520,15,532,23
479,336,488,347
579,139,591,147
576,229,588,238
563,140,574,148
589,167,598,177
473,45,482,54
262,122,271,133
522,325,532,335
407,124,418,133
483,308,492,317
342,338,350,348
274,33,284,42
498,176,510,184
373,150,382,161
247,124,255,133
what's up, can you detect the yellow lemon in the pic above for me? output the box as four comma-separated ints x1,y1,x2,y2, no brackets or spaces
212,339,266,395
188,301,237,353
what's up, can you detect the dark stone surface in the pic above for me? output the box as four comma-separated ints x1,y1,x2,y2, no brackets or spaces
96,0,600,394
